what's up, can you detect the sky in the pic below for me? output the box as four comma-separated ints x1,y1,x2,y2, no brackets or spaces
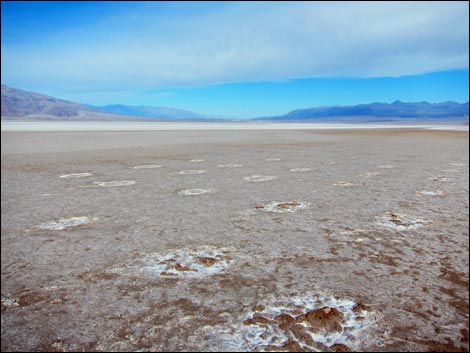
1,1,469,118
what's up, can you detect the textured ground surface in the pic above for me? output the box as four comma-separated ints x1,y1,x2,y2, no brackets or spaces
1,128,469,352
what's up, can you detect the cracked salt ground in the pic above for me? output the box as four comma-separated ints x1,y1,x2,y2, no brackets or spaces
141,246,233,278
254,201,310,213
59,173,94,178
218,163,243,168
289,168,311,172
94,180,137,187
177,170,207,175
37,216,94,230
177,189,215,196
131,164,162,169
243,175,278,182
375,212,430,231
211,295,377,352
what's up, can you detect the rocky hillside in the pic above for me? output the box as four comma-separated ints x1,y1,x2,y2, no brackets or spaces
1,84,97,118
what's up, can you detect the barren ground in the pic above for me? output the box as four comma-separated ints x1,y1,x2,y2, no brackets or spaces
1,127,469,352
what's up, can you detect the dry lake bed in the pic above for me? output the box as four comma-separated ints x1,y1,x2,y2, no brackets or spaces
1,123,469,351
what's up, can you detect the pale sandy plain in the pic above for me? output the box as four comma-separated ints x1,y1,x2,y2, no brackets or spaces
1,123,469,352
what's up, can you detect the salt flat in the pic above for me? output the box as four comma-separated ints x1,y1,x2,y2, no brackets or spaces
1,127,469,351
1,120,469,131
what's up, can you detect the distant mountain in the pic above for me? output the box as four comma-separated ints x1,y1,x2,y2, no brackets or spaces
91,104,206,120
1,84,95,118
1,84,220,121
3,84,469,123
257,101,469,121
0,84,143,121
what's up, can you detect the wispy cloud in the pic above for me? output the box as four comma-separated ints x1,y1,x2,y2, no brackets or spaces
2,1,468,93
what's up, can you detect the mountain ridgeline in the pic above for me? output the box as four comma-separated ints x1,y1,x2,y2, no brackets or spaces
0,84,218,121
89,104,206,120
1,84,468,122
257,101,469,121
1,84,94,118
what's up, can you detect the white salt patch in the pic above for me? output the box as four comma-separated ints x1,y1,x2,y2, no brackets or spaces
190,159,205,162
377,165,395,169
218,164,243,168
38,216,91,230
94,180,136,187
449,162,465,167
178,189,215,196
340,229,367,236
441,169,459,173
237,294,375,352
376,212,429,231
257,201,310,213
1,297,19,308
289,168,311,172
177,170,207,175
265,158,281,161
416,190,445,197
243,175,278,182
428,176,450,182
359,172,382,177
59,173,94,178
332,181,358,187
131,164,162,169
143,246,232,278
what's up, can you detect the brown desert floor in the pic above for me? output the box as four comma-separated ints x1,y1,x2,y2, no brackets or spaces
1,128,469,351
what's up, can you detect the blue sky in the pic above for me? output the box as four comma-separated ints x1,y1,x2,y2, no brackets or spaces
1,1,469,118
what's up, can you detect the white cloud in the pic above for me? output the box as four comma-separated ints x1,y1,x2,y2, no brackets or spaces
2,1,468,90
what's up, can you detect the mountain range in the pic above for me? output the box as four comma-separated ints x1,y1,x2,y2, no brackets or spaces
257,101,469,121
88,104,210,120
1,84,227,121
1,84,468,122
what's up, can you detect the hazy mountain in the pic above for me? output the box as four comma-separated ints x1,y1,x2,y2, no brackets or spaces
257,101,469,121
1,84,95,118
1,85,219,121
91,104,206,120
0,84,146,121
3,84,468,123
